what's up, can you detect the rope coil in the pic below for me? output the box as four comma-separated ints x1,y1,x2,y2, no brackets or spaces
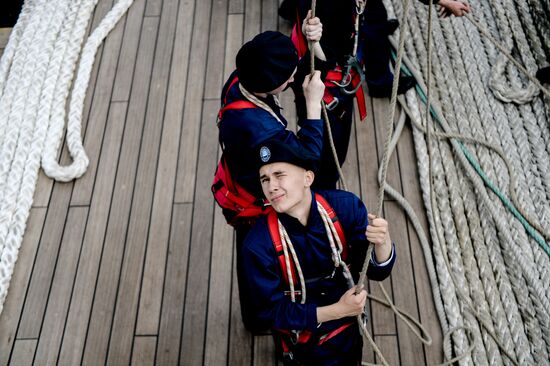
0,0,135,313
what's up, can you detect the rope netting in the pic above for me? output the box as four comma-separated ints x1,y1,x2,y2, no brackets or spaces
0,0,134,314
382,0,550,364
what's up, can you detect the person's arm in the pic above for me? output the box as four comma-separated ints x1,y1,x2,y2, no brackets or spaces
366,214,393,263
302,10,326,61
316,286,367,322
343,194,396,281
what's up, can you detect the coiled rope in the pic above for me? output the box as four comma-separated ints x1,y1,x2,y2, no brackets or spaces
0,0,135,314
383,0,550,363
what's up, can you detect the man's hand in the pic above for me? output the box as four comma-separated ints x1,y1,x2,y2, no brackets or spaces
336,286,367,317
302,70,325,119
316,286,367,323
302,10,323,42
366,214,393,263
438,0,471,17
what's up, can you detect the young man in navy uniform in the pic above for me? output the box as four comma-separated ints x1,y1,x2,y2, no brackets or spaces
241,139,396,365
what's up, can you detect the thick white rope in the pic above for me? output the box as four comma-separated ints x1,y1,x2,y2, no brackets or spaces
383,0,550,363
0,0,135,314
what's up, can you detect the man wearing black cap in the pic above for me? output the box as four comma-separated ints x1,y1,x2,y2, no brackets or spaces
217,30,325,331
219,30,325,200
240,139,396,365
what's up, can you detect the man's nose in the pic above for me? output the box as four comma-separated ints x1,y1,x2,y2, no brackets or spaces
268,179,279,192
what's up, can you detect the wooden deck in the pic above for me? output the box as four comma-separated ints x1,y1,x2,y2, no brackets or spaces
0,0,443,364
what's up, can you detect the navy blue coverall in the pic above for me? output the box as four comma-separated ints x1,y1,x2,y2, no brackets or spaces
241,190,396,365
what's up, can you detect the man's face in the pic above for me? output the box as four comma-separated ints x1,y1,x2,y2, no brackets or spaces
268,67,297,95
259,162,312,214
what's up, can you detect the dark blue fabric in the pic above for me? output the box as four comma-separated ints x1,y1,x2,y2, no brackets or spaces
241,190,395,364
218,70,324,197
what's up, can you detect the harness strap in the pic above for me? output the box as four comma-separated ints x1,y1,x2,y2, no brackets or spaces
268,211,299,288
315,193,348,260
291,8,308,58
218,100,257,120
317,322,353,345
218,75,258,120
324,67,367,121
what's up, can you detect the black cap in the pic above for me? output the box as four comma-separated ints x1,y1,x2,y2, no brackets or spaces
236,31,298,93
257,139,317,172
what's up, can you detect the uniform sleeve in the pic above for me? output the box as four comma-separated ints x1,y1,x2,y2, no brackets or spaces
342,194,395,282
241,228,319,331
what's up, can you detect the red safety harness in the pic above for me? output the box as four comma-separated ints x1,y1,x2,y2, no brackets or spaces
291,10,368,122
212,76,272,226
266,193,353,361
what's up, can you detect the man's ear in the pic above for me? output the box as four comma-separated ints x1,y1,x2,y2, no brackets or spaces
304,170,314,187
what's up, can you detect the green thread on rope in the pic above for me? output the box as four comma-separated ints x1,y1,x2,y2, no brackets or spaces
396,59,550,256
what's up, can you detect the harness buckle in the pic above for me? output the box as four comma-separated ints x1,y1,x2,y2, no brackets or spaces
325,97,339,111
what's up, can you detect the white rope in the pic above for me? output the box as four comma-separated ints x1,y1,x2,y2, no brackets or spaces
383,0,550,363
0,0,135,314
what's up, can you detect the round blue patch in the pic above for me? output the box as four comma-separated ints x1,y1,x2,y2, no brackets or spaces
260,146,271,162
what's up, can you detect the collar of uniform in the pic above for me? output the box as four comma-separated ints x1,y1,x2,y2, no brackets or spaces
277,191,324,234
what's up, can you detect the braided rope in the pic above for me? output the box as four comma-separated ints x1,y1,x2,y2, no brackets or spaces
0,0,134,313
383,0,550,363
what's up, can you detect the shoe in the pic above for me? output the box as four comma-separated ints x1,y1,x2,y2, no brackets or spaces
536,66,550,84
386,19,399,35
368,75,416,98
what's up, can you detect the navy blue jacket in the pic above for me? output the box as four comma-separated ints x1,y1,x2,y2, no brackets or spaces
218,71,324,197
241,190,395,363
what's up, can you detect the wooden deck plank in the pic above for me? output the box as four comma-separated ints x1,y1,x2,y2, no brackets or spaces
398,123,443,365
155,203,192,365
342,112,362,197
253,335,277,366
355,97,379,208
132,0,181,335
0,208,46,366
385,200,426,366
104,15,167,365
71,102,131,365
111,0,147,102
70,10,126,206
33,207,88,364
228,246,254,366
223,14,244,82
144,0,162,17
58,15,157,361
131,336,157,365
374,335,400,365
244,0,261,42
229,0,244,14
174,0,212,203
136,0,195,338
0,27,11,58
372,98,403,197
10,339,37,366
261,0,278,32
16,183,73,339
179,100,219,366
203,0,229,99
204,207,235,366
